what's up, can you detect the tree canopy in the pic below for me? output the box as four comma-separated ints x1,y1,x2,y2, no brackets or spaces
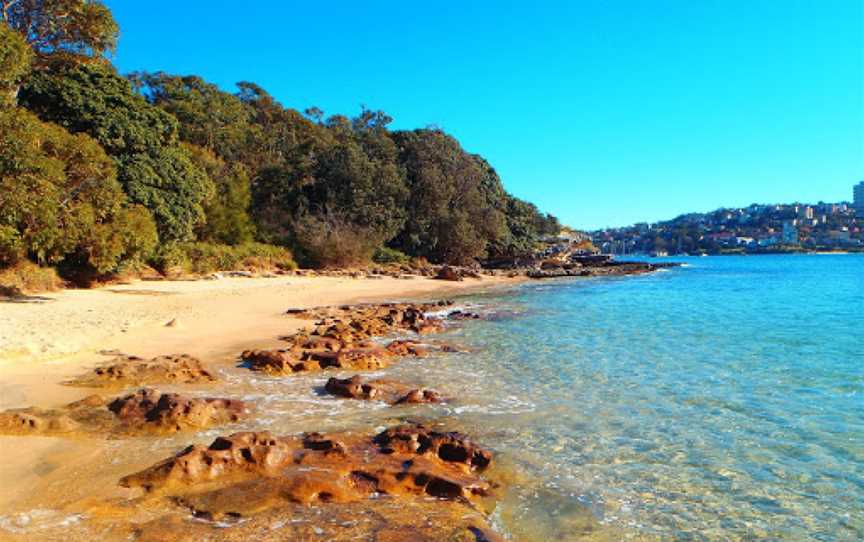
0,107,157,273
1,0,562,282
0,21,32,104
0,0,117,60
20,61,212,241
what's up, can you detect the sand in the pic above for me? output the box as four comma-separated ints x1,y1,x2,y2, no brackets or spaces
0,273,520,410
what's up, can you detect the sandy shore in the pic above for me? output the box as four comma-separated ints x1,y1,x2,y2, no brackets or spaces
0,274,520,410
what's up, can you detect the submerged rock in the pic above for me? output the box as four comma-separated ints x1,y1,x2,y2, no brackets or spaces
67,354,216,387
324,375,442,405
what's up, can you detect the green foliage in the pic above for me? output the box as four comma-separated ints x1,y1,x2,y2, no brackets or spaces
2,0,563,285
117,146,211,241
19,61,211,241
0,22,32,104
252,108,408,266
372,246,411,265
489,195,561,259
150,242,296,274
184,143,255,245
0,106,158,274
132,72,256,162
390,129,508,265
1,0,118,60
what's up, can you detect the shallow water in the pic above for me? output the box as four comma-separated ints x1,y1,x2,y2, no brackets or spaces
1,255,862,540
443,254,863,540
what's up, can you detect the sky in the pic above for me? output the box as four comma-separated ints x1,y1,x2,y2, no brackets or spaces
104,0,863,230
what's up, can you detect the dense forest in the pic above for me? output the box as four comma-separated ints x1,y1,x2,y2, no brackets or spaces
0,1,560,290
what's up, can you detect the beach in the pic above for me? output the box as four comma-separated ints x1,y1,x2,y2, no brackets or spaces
0,272,528,541
0,274,520,408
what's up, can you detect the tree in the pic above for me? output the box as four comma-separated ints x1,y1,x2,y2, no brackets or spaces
236,81,331,169
391,129,508,264
19,60,212,241
251,108,407,267
0,21,32,104
0,0,117,60
132,72,256,163
184,143,255,245
0,106,157,273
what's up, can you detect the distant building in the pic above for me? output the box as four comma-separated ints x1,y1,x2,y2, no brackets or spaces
782,221,799,244
855,181,864,217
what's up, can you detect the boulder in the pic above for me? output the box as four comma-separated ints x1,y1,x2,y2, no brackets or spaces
324,376,442,405
108,388,247,432
68,354,215,388
435,266,462,281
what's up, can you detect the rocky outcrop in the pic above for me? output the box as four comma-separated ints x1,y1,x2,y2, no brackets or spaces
324,376,442,405
241,343,393,374
243,302,453,375
121,424,494,511
108,388,247,433
0,389,246,437
68,354,216,387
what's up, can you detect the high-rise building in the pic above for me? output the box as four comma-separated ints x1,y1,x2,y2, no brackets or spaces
855,181,864,217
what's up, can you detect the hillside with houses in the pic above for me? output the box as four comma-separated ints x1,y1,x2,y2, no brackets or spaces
593,197,864,256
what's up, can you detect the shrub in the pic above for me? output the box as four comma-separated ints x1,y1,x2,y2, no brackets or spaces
0,261,62,296
372,246,411,265
293,214,382,268
150,242,296,275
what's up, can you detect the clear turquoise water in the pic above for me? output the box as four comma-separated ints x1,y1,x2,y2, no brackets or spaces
423,255,864,540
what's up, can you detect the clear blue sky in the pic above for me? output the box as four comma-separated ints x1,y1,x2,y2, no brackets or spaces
105,0,863,230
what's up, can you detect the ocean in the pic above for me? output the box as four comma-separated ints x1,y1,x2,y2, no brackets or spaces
424,254,863,540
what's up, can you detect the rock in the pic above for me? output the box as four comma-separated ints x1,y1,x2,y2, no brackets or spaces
68,354,215,388
164,318,179,327
0,411,81,435
373,425,492,472
435,266,463,281
121,424,494,509
243,302,457,376
385,339,428,357
108,388,247,433
324,376,442,405
393,388,442,405
447,310,482,320
242,345,392,375
223,270,254,278
0,388,246,437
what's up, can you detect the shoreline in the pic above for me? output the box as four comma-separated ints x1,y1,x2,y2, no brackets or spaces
0,274,523,410
0,266,666,540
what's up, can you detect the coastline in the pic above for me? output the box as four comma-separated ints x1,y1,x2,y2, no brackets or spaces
0,274,523,409
0,265,661,540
